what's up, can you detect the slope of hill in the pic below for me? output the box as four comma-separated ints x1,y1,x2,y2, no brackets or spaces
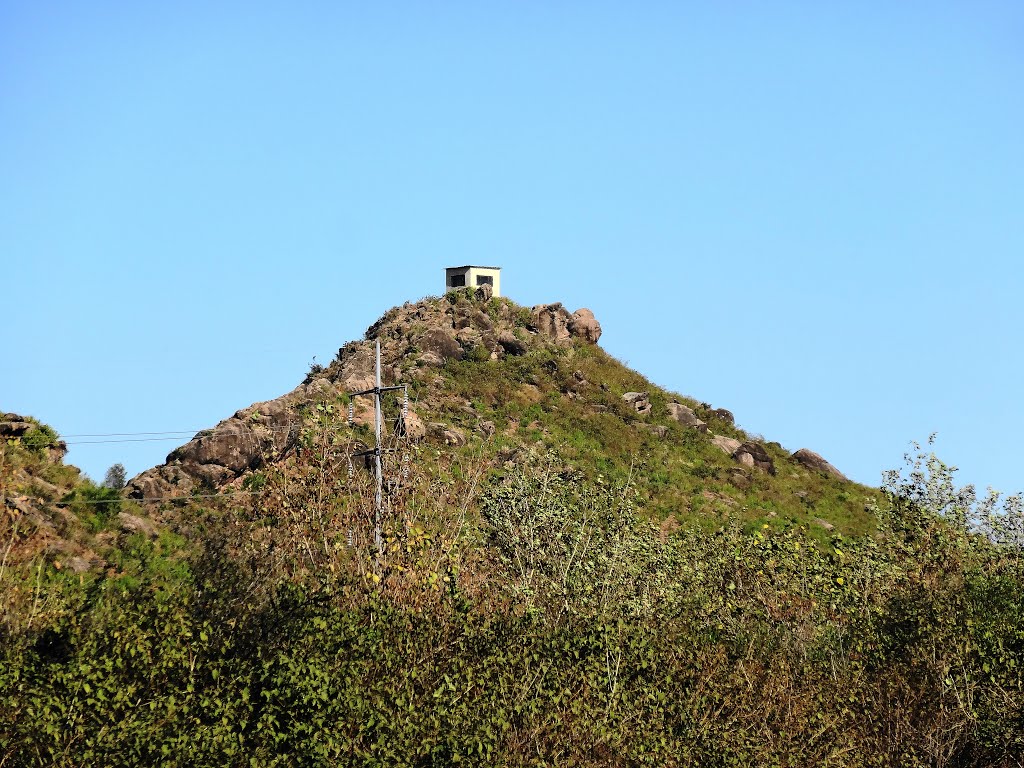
2,290,1022,767
0,414,167,574
127,288,877,542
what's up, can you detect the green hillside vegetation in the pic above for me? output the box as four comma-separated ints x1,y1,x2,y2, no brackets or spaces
431,337,876,538
2,293,1022,766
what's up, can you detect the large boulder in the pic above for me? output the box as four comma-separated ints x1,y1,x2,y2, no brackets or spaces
622,392,651,415
568,308,602,344
419,329,464,362
454,308,493,332
126,463,198,500
0,416,33,438
531,303,573,343
792,448,847,480
733,442,776,475
117,512,160,538
496,331,527,356
667,402,707,432
335,342,376,391
127,396,300,501
170,422,262,474
711,435,742,455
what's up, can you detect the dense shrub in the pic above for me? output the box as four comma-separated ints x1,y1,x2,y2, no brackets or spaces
1,448,1021,766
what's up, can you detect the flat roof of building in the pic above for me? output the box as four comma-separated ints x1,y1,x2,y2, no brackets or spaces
446,265,501,271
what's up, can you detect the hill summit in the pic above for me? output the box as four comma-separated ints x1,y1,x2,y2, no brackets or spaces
127,288,871,537
4,290,1023,766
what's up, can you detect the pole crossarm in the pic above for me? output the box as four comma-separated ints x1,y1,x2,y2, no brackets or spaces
348,385,406,397
351,447,403,459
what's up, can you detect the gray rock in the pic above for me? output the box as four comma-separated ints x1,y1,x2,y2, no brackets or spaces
336,342,376,391
67,556,93,573
170,422,264,474
728,469,753,490
792,448,847,480
455,309,493,332
732,442,776,475
711,435,742,455
568,308,602,344
417,351,445,367
396,410,426,440
419,329,464,361
0,418,33,438
304,378,338,399
496,331,527,356
667,402,708,432
531,303,573,343
622,392,651,415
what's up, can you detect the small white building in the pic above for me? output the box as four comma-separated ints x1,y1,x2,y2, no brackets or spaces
445,265,501,297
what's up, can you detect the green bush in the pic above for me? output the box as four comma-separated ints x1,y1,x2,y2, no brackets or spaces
1,448,1021,766
20,423,59,454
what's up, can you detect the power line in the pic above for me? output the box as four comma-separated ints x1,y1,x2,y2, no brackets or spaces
52,490,263,505
8,423,305,447
58,430,218,438
65,437,213,445
57,425,301,438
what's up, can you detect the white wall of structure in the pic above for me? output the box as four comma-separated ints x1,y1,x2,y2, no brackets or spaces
445,266,501,297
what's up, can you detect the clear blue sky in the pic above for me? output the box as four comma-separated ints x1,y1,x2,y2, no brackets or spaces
3,1,1022,496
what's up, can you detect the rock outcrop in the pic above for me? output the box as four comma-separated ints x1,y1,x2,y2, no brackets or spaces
733,442,776,475
0,415,33,438
419,329,464,363
532,303,573,343
127,396,302,501
711,435,742,455
1,413,67,461
667,402,708,432
622,392,652,415
125,293,606,502
792,448,847,480
568,308,602,344
531,303,603,345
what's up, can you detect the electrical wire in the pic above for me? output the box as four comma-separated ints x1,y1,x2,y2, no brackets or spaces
10,423,304,447
52,490,263,505
57,425,301,438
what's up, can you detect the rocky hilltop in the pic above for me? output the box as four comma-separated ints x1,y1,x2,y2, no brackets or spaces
126,288,864,537
127,289,603,500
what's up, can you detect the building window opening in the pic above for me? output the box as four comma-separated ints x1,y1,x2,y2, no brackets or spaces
449,274,466,287
476,275,493,287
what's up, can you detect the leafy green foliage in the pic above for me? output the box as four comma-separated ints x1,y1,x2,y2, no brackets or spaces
19,423,59,454
2,449,1021,766
2,308,1022,765
433,339,879,540
62,483,123,532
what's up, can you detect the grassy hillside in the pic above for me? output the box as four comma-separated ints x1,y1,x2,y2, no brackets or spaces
1,292,1022,766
